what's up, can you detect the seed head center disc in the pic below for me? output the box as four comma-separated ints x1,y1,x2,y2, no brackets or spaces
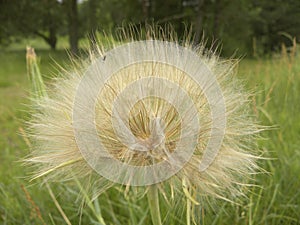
72,40,226,186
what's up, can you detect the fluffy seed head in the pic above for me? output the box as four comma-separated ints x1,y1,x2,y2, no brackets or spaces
26,26,262,203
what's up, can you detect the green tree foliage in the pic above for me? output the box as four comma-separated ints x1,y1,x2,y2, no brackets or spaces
1,0,299,55
63,0,79,55
203,0,259,55
0,0,64,49
252,0,300,53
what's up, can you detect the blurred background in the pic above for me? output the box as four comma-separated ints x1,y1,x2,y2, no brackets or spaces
1,0,300,56
0,1,300,224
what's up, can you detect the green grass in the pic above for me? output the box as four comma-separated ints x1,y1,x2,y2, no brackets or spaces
0,40,299,224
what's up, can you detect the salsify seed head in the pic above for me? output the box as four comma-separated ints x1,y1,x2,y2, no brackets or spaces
25,25,262,204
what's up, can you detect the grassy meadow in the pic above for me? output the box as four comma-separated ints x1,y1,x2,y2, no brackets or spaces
0,40,299,224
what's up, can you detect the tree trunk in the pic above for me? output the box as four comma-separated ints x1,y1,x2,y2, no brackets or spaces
48,20,57,50
46,0,58,50
34,31,57,50
194,0,204,45
142,0,150,21
66,0,79,55
213,1,221,38
88,0,97,51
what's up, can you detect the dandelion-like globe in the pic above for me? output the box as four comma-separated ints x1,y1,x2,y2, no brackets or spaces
26,28,261,213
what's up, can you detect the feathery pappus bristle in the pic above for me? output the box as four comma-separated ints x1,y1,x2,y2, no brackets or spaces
25,25,263,210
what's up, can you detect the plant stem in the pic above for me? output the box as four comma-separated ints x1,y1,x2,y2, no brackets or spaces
186,197,191,225
147,185,162,225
